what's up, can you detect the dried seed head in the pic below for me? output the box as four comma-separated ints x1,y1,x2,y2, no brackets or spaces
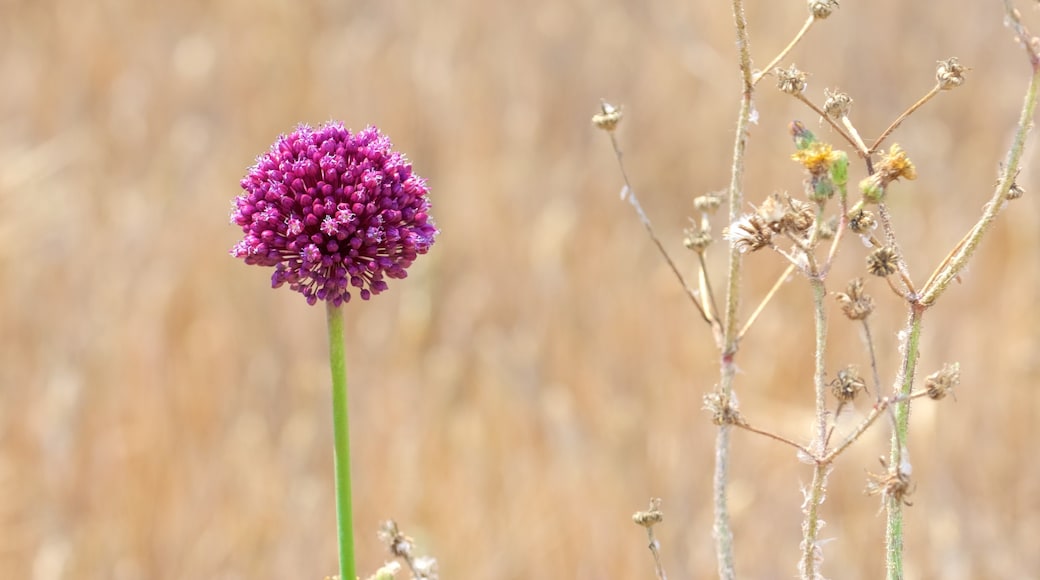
783,196,816,234
724,214,773,253
823,89,853,119
830,366,866,402
776,64,808,95
817,216,837,240
592,101,623,132
703,391,747,426
867,246,899,277
808,0,840,18
1008,181,1025,200
756,192,788,231
866,457,915,507
924,362,960,400
936,57,967,90
632,498,664,528
378,520,414,558
694,191,725,213
848,208,877,234
683,224,713,253
835,278,875,320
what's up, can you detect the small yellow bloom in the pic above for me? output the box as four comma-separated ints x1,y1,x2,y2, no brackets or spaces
876,144,917,182
791,141,837,175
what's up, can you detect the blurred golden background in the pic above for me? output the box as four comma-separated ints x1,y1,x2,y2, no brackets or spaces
2,0,1038,578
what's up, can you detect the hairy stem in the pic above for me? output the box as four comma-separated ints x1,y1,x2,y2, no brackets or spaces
800,277,829,579
920,53,1040,305
712,0,754,577
885,305,924,579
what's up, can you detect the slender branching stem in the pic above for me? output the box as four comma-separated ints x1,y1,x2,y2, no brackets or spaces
874,203,917,296
861,318,883,403
839,115,871,157
870,85,941,154
920,42,1040,305
735,421,813,457
753,15,816,87
645,526,668,580
737,264,795,341
794,94,862,153
799,277,830,579
696,251,721,324
885,304,925,580
605,132,714,326
820,171,850,276
712,0,754,577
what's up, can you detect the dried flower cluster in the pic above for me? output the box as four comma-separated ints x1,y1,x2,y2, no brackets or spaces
776,64,809,95
835,278,875,320
830,366,866,402
924,362,960,400
230,123,438,305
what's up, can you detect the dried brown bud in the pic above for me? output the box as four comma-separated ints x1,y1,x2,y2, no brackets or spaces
817,216,837,240
378,520,414,558
694,192,725,213
848,208,877,234
683,225,713,253
866,457,914,507
703,391,747,426
808,0,840,18
776,64,808,95
756,192,788,231
835,278,875,320
830,366,866,402
592,101,623,132
936,57,967,90
783,196,817,233
632,498,664,528
924,362,960,400
724,214,773,253
823,89,853,119
867,246,899,277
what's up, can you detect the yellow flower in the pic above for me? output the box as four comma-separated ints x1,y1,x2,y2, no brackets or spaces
791,141,837,175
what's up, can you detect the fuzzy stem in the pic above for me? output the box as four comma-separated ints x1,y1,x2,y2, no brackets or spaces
799,275,829,579
712,0,754,577
326,303,357,580
920,56,1040,305
885,305,924,580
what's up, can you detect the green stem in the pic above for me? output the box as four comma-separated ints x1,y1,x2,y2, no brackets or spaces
326,303,357,580
885,305,924,580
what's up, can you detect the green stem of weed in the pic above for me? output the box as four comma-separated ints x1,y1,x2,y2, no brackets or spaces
885,305,924,580
326,303,357,580
920,53,1040,306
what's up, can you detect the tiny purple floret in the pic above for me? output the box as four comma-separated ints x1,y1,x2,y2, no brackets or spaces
230,123,437,305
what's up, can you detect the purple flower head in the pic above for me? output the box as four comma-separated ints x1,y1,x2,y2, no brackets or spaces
230,123,437,305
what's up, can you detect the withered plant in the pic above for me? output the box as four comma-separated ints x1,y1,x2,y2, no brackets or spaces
595,2,1039,578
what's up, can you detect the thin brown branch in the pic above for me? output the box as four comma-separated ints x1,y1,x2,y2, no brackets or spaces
737,263,795,341
869,84,941,154
735,421,814,458
752,15,816,87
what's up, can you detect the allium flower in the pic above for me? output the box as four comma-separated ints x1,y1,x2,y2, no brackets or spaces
230,123,438,305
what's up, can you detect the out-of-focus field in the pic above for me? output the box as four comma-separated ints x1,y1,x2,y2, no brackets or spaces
2,0,1038,578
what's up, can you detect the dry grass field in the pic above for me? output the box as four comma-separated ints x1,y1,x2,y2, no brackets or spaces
2,0,1039,578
